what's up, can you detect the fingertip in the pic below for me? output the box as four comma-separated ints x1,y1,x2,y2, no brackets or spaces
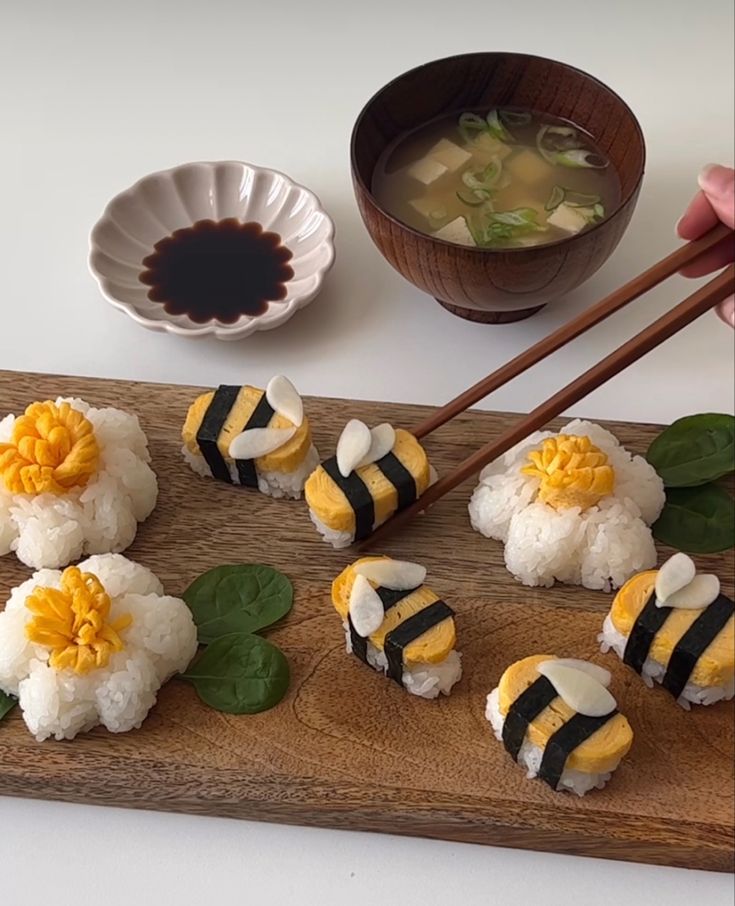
676,190,719,240
716,295,735,329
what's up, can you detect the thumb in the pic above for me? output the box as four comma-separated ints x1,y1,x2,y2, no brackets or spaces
698,164,735,228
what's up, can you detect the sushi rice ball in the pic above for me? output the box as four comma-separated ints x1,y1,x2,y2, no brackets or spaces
332,555,461,698
306,420,434,548
599,553,734,709
0,397,157,569
0,553,197,741
468,419,665,590
486,655,633,796
181,375,319,499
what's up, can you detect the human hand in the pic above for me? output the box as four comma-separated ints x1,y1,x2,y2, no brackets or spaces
677,163,735,327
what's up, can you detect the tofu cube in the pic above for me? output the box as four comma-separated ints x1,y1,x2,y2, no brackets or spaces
427,138,472,172
408,197,446,222
505,148,554,186
472,132,513,161
433,216,475,247
547,203,588,234
406,156,449,186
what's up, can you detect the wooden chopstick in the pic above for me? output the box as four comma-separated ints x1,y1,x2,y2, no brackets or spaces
412,223,733,439
364,263,735,549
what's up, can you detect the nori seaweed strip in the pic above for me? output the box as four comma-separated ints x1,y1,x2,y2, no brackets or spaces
661,594,734,699
374,451,417,511
502,676,557,762
349,587,417,668
376,586,417,611
537,710,618,791
348,614,368,664
234,392,276,488
321,457,375,540
383,600,454,685
196,385,240,484
623,590,672,674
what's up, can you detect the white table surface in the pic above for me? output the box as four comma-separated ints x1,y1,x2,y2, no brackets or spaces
1,1,734,903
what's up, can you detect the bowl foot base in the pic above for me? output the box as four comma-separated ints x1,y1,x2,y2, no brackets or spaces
435,298,546,323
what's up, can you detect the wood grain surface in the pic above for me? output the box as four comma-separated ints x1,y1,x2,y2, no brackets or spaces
350,52,645,321
0,369,733,872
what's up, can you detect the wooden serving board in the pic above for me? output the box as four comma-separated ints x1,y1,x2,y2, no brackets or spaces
0,370,733,872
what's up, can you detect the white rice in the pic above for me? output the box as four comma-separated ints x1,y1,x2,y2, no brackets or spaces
0,554,197,741
182,442,320,500
0,398,157,570
310,510,355,548
598,613,735,709
343,622,461,698
485,687,615,796
468,419,665,591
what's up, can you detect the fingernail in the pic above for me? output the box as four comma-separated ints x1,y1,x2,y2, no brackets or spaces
674,213,685,236
698,163,730,192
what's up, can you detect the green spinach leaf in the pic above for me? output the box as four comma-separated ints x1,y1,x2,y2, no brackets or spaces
183,564,293,644
653,484,735,554
0,690,17,723
647,413,735,487
182,633,290,714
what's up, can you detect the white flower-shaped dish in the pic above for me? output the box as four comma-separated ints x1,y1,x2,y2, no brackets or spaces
89,161,335,340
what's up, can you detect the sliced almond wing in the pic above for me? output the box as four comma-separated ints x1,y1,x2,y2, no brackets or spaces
229,426,297,460
336,419,372,478
537,661,617,717
348,574,385,637
354,558,426,591
266,375,304,427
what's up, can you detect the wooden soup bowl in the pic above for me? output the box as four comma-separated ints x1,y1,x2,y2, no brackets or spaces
350,52,646,323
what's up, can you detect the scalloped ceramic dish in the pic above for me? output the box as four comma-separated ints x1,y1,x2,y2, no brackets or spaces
89,161,335,340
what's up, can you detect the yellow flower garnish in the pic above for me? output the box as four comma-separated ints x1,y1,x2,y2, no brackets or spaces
25,566,132,675
522,434,615,511
0,400,99,495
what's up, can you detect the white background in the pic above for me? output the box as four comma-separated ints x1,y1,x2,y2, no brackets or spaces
1,1,733,903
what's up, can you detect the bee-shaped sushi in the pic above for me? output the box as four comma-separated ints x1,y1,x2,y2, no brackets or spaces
331,556,462,698
486,656,633,796
181,375,319,498
305,420,434,547
599,553,734,708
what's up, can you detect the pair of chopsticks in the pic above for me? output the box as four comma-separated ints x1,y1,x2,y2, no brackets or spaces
365,222,734,548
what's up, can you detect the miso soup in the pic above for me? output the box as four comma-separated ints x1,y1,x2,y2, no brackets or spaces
372,108,620,249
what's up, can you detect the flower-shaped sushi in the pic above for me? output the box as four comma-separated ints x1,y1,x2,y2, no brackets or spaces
0,398,157,569
0,554,197,741
305,420,434,547
181,375,319,498
468,419,665,590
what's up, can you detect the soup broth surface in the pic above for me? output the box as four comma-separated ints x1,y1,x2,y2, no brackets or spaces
372,108,621,249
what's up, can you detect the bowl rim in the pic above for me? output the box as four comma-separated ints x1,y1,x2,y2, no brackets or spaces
349,51,646,255
88,159,336,339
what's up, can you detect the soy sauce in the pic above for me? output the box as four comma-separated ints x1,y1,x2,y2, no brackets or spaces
140,218,294,324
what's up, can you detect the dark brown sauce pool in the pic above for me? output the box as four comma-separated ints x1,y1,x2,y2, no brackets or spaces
140,218,294,324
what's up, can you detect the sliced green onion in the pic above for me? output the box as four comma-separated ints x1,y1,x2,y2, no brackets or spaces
555,148,608,169
490,207,539,226
499,109,532,127
486,109,513,142
593,202,605,219
545,185,566,211
564,190,602,207
536,125,556,164
458,112,488,143
547,125,577,138
456,189,487,207
461,156,503,192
